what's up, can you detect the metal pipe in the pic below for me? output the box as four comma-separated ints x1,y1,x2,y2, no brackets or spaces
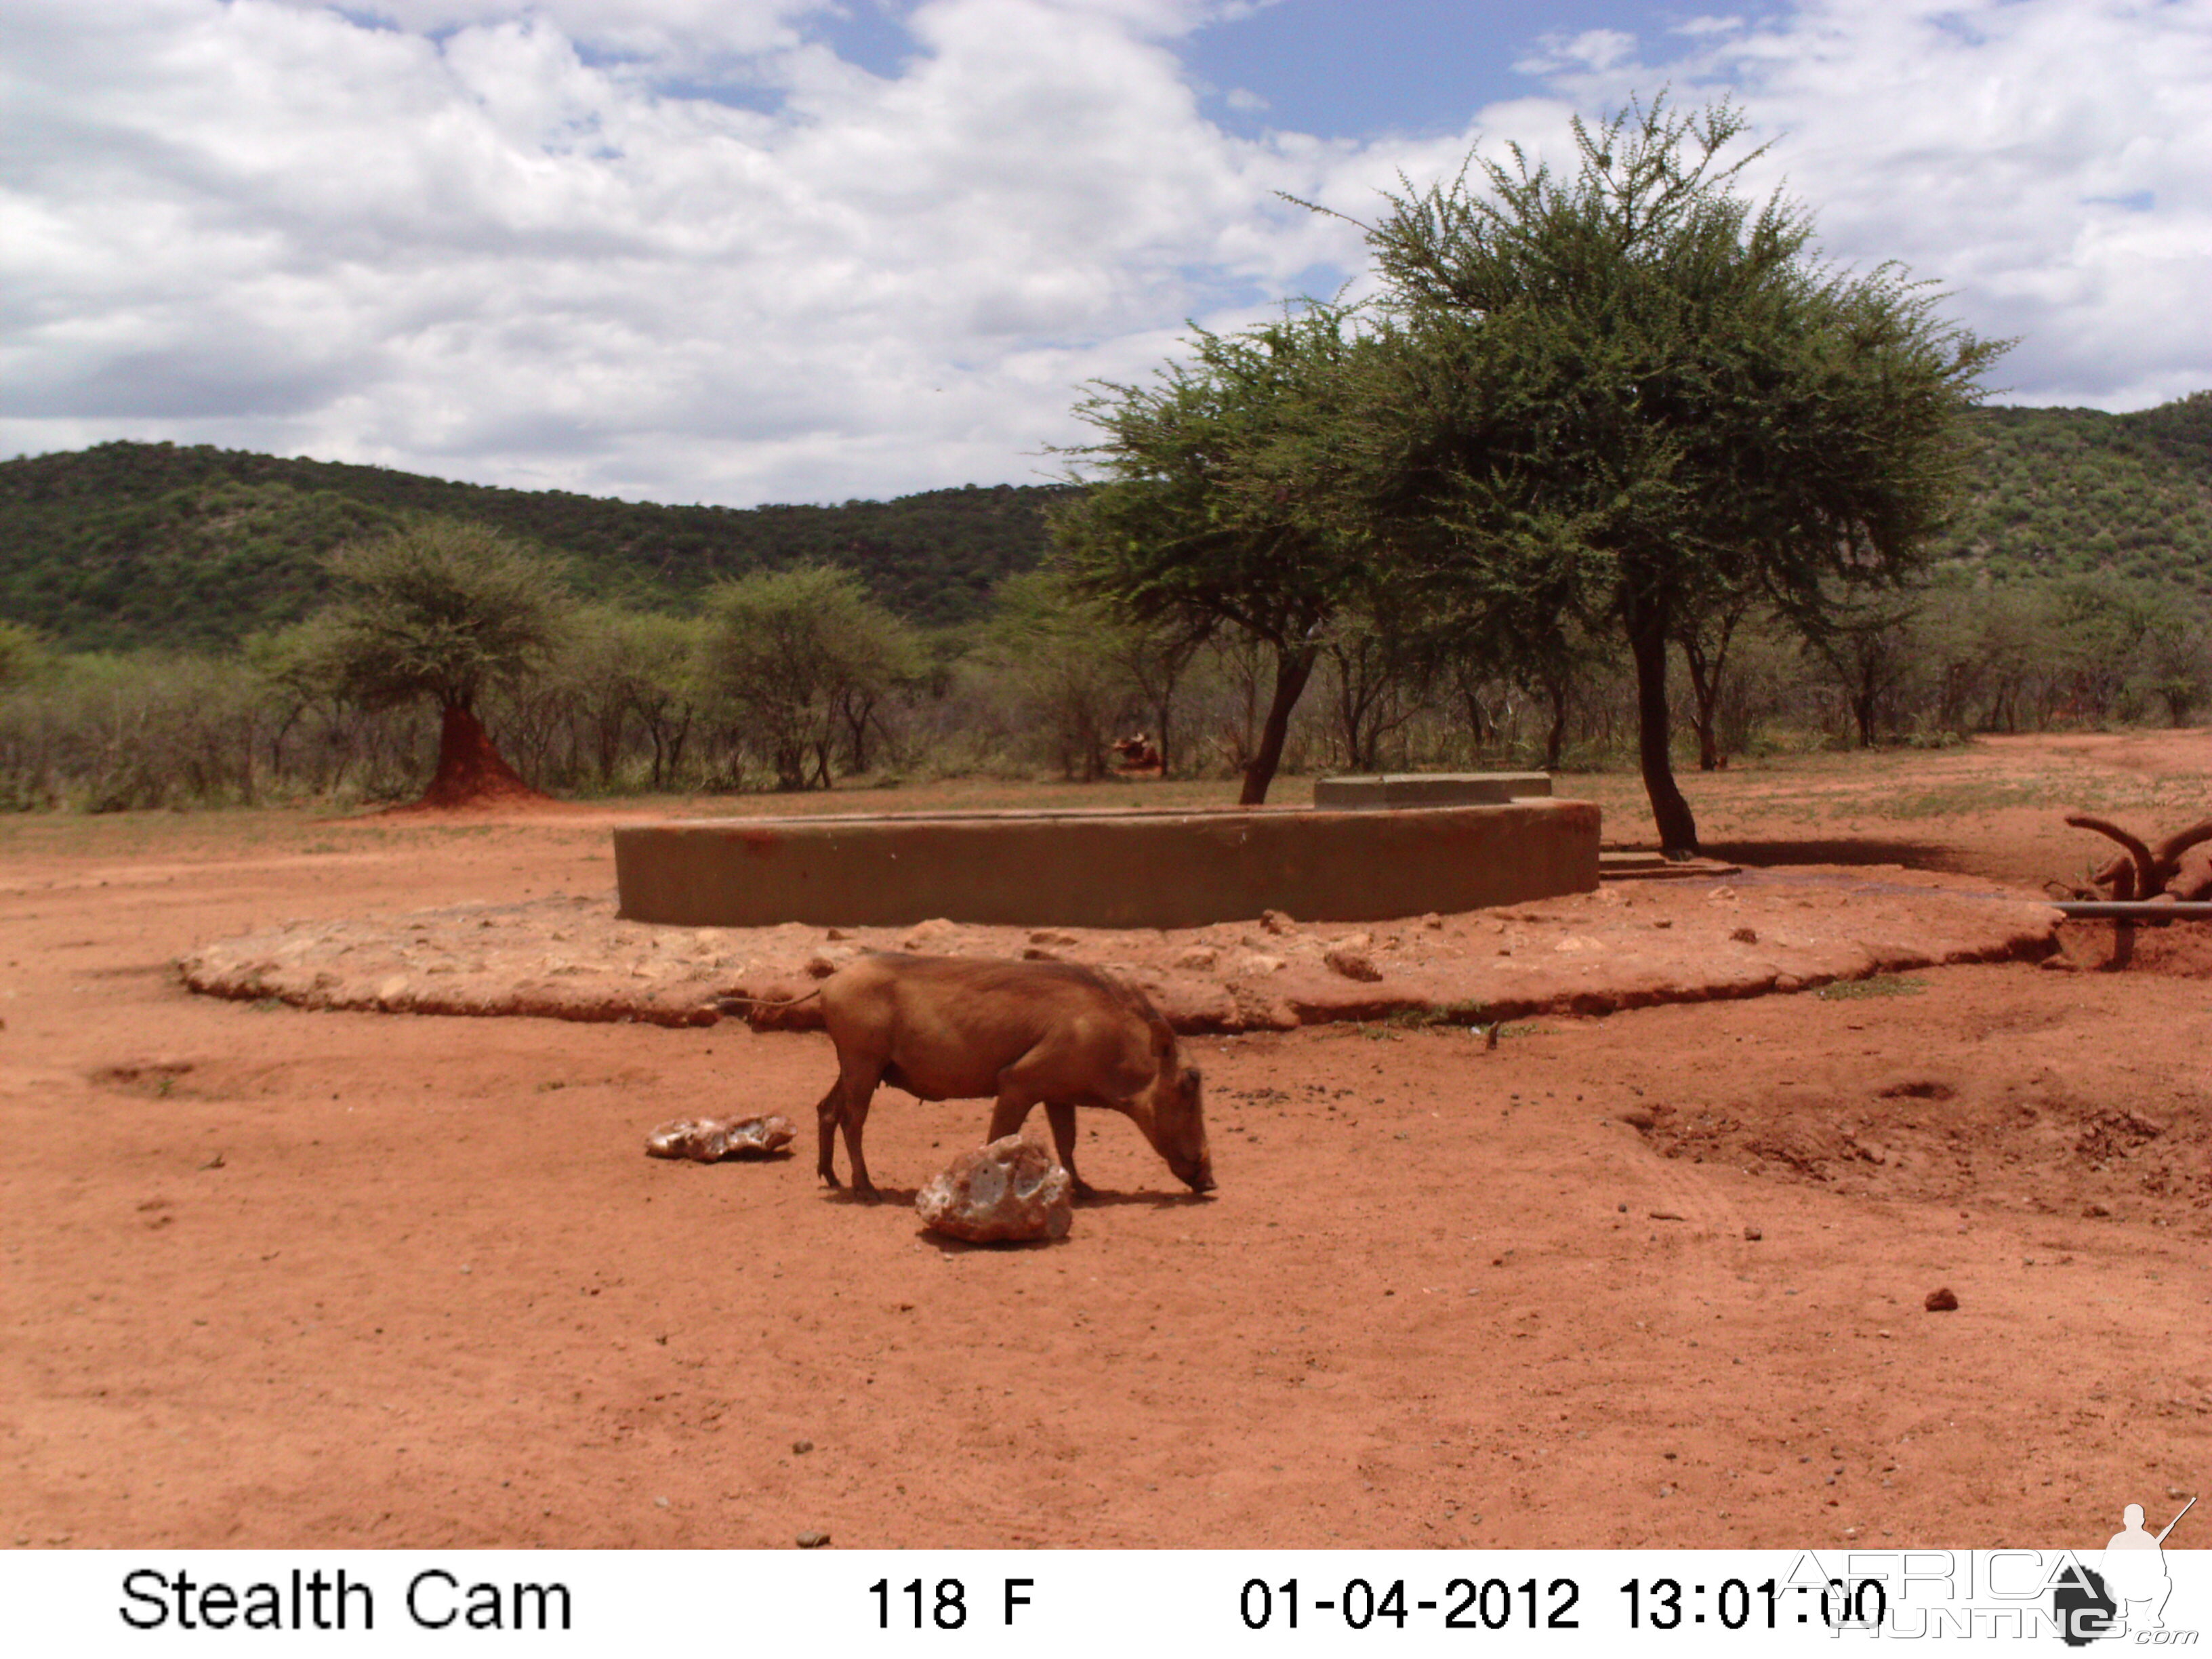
2054,901,2212,920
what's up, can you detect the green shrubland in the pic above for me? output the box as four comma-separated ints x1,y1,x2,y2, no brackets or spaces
3,98,2207,816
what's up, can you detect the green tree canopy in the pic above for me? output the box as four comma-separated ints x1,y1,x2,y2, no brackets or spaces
1050,305,1375,802
699,564,922,790
0,619,43,691
305,518,573,802
1340,96,2005,851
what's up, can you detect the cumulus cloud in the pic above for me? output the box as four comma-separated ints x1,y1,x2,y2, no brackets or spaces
0,0,2204,505
1525,0,2212,411
0,0,1398,501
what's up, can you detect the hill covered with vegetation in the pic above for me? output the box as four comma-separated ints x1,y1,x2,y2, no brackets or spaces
0,441,1068,651
1929,392,2212,589
3,391,2209,653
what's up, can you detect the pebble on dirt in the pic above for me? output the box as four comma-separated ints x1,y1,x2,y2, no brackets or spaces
916,1136,1073,1243
1324,945,1385,983
796,1530,830,1549
1925,1287,1960,1311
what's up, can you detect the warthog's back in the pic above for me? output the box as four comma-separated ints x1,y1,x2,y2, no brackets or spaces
820,954,1172,1105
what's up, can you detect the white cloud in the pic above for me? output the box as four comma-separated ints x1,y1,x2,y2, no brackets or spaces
1515,28,1641,78
1522,0,2212,411
0,0,1399,502
0,0,2205,506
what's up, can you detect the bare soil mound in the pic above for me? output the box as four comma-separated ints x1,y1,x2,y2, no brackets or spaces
178,866,2062,1031
396,704,554,811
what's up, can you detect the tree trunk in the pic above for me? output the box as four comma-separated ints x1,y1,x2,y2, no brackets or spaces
774,742,807,791
665,713,690,783
1853,663,1878,747
1627,616,1699,856
1680,637,1721,771
1238,645,1317,806
419,701,545,808
1542,675,1569,773
1460,683,1491,748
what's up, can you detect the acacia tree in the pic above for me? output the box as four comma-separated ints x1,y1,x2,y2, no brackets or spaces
1347,97,2004,852
307,519,571,805
701,565,920,790
979,572,1140,781
1051,306,1376,804
979,572,1204,779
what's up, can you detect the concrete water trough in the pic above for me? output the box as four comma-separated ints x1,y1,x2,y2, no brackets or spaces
1313,771,1553,808
614,797,1601,931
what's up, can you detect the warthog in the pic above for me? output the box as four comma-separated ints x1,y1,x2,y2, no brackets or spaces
807,953,1213,1200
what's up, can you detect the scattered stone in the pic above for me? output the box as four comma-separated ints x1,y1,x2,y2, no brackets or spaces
1175,946,1219,971
1028,930,1078,947
1421,914,1443,930
1744,1225,1763,1242
1924,1286,1959,1312
792,1439,813,1455
2083,1202,2112,1218
1731,926,1759,944
824,928,851,941
1021,946,1061,961
796,1530,830,1549
1261,909,1296,935
1324,945,1384,983
645,1114,797,1162
1649,1210,1686,1222
916,1136,1073,1244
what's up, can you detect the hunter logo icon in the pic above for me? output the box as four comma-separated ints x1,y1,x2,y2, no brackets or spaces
2053,1494,2195,1645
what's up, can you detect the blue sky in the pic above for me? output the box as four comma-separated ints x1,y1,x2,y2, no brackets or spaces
1179,0,1704,138
2,0,2206,506
815,0,1689,136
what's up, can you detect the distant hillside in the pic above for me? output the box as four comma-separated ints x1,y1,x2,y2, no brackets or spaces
1930,392,2212,590
0,441,1069,651
5,392,2209,652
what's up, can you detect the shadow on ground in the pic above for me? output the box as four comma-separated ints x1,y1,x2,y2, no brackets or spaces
1707,837,1962,873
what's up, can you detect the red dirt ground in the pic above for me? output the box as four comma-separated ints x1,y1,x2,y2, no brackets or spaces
3,732,2208,1551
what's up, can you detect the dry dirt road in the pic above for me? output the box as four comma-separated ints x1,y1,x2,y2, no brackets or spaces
3,735,2208,1551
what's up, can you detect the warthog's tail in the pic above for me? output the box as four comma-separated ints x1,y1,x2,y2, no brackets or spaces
715,987,826,1015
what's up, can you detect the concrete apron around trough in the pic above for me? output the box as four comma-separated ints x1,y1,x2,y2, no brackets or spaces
178,867,2064,1036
